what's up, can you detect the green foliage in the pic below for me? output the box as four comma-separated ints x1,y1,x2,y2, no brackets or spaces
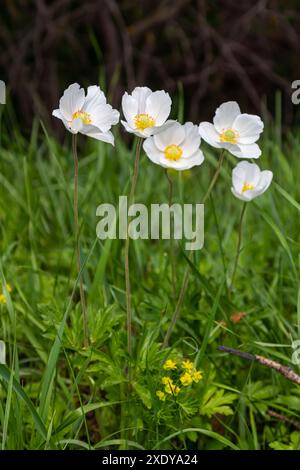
0,107,300,450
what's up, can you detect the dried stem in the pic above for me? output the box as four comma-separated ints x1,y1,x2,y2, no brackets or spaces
219,345,300,386
267,409,300,430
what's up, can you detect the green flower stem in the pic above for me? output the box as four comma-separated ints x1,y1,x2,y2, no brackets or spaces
125,137,142,357
165,170,176,300
229,201,247,295
72,134,89,348
202,149,226,205
162,150,226,348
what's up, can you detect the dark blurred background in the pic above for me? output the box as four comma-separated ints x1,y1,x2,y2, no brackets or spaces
0,0,299,131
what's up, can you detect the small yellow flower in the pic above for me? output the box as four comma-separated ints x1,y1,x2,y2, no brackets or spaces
182,359,193,370
164,382,180,396
162,376,173,385
163,359,177,370
156,390,166,401
0,284,12,304
192,370,203,383
180,372,193,386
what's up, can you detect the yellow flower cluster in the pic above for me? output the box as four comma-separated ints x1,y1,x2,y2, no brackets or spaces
180,360,203,386
0,284,12,305
156,358,204,401
163,359,177,370
161,376,180,396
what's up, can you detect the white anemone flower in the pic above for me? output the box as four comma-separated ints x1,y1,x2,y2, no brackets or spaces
231,161,273,201
143,121,204,171
52,83,120,145
199,101,264,159
121,86,172,138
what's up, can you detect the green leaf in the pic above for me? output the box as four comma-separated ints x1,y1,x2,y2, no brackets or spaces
0,364,47,441
200,387,237,418
133,382,152,410
154,427,239,450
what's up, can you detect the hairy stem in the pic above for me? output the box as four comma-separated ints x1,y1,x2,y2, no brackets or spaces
125,138,142,357
72,134,88,348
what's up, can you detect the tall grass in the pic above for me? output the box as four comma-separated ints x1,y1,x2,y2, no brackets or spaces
0,96,300,450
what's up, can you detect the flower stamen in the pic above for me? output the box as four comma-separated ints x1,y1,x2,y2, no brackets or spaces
242,182,255,193
220,128,239,144
164,144,183,161
134,113,155,131
72,110,92,125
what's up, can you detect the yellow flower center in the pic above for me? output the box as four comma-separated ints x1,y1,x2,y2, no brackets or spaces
72,110,92,125
164,144,183,161
242,182,255,193
220,128,239,144
134,113,155,130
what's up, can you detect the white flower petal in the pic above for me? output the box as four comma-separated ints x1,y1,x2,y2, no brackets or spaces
83,86,106,113
233,113,264,144
94,131,115,145
158,155,194,171
91,104,120,132
156,148,204,171
121,119,136,134
145,90,171,126
231,186,252,202
121,119,151,138
80,124,115,145
59,83,85,121
132,87,152,113
53,108,73,131
122,92,138,128
232,161,260,193
153,122,185,151
255,170,273,194
149,120,177,135
71,117,83,133
143,137,162,165
231,162,272,201
181,122,201,158
140,126,156,138
52,109,63,120
132,120,176,138
199,122,222,148
213,101,241,132
182,149,205,169
230,143,261,159
242,161,261,184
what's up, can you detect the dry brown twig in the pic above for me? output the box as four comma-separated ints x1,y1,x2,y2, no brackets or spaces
267,409,300,431
219,345,300,386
